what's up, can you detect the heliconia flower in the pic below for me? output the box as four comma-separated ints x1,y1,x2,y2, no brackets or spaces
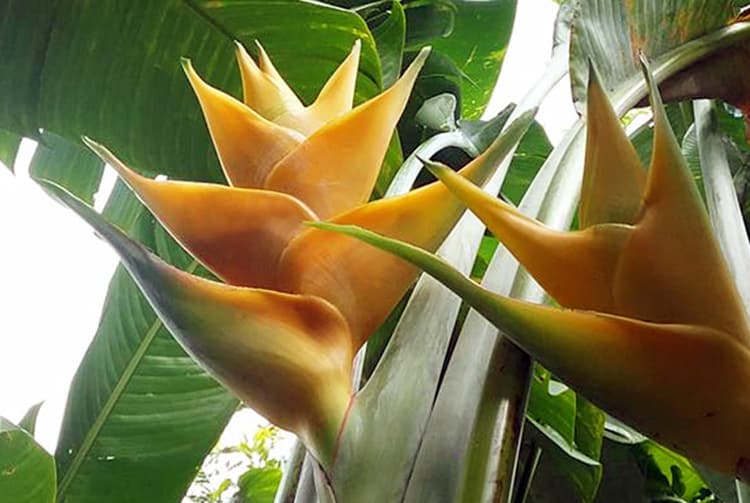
46,42,535,469
317,59,750,479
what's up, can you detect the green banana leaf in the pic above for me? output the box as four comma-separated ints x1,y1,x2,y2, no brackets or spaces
1,0,384,187
0,130,22,171
569,0,741,109
0,417,56,503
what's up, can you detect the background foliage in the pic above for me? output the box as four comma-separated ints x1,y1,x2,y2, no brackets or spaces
2,0,750,502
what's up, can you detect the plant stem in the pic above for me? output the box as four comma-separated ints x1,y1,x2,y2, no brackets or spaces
273,440,306,503
512,444,543,503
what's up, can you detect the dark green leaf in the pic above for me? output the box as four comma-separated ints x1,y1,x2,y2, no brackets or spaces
528,367,576,446
369,1,406,88
527,367,604,502
102,180,148,231
0,418,56,503
30,132,104,205
403,0,456,49
528,418,600,469
428,0,517,118
502,120,552,205
573,398,606,499
717,104,750,155
2,0,385,185
633,441,710,502
0,0,53,137
470,235,499,280
0,130,22,171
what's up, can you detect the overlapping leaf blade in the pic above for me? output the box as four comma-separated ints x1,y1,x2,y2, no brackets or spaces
0,418,56,503
569,0,739,109
30,133,104,205
2,0,386,187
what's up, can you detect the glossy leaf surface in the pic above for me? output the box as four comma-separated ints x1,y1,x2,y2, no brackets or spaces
0,418,56,503
0,0,388,186
569,0,739,109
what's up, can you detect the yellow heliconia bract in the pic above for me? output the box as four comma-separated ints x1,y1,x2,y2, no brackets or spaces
319,60,750,479
62,41,535,470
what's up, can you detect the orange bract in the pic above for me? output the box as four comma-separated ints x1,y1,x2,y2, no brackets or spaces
75,42,534,468
327,60,750,478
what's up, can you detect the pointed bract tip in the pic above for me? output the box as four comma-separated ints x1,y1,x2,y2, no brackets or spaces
419,156,451,177
637,53,666,116
587,59,601,90
254,40,270,58
234,40,253,59
81,135,100,151
415,45,432,64
180,58,201,84
81,136,117,165
397,46,430,84
349,39,362,59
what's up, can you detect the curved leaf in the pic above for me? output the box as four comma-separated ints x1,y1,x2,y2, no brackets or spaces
29,133,104,204
0,130,22,172
1,0,385,187
428,0,517,118
0,418,56,503
569,0,740,109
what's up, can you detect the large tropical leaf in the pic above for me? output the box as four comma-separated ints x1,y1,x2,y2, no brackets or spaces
0,418,56,503
1,0,385,187
526,369,604,502
569,0,745,109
